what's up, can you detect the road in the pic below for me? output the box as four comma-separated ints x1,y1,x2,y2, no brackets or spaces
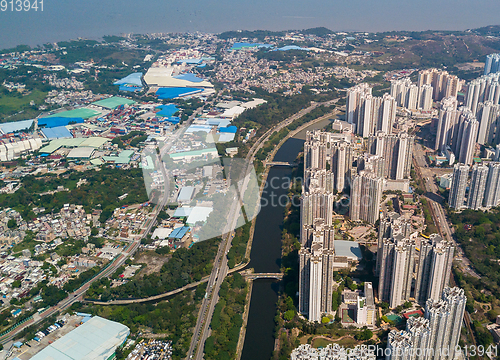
411,136,481,352
412,142,480,279
0,100,212,346
0,97,337,350
84,262,250,306
186,98,340,360
0,197,166,346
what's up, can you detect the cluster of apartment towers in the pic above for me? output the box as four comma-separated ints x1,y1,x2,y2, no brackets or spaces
294,60,500,358
299,126,465,359
299,126,414,323
425,54,500,211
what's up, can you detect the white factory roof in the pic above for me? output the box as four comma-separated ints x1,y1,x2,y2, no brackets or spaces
67,147,95,159
152,227,173,240
187,206,213,225
216,101,241,109
0,138,42,161
177,186,195,202
221,106,246,118
217,133,236,143
31,316,129,360
241,98,267,109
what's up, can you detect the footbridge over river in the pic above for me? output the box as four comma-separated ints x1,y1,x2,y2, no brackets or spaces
264,161,298,167
240,269,284,280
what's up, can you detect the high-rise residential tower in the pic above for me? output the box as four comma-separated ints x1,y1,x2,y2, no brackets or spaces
304,169,335,194
425,287,466,360
347,84,396,137
483,162,500,208
467,164,489,210
415,234,455,304
387,287,466,360
378,231,416,308
448,163,469,209
368,131,414,180
418,84,434,111
300,191,334,242
331,141,354,193
476,101,500,145
435,97,459,151
485,53,500,75
299,223,336,322
357,153,385,179
299,130,354,322
390,78,433,111
350,170,384,224
418,69,463,101
453,110,478,166
377,212,414,275
465,72,500,115
347,83,372,125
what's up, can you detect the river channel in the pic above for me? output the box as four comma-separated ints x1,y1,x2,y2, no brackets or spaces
240,118,331,360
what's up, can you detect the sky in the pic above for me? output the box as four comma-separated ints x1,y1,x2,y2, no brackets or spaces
0,0,499,49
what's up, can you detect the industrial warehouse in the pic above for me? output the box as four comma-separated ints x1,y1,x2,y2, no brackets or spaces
30,316,129,360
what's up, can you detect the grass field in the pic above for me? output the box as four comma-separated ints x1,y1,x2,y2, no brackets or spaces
0,89,46,122
312,338,333,348
334,337,362,348
311,336,362,349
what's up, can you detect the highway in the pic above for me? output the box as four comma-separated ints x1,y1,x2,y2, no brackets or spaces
0,100,211,346
0,98,337,350
186,98,340,360
412,134,481,351
412,142,480,279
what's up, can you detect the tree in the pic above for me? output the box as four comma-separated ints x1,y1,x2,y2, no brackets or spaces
332,291,341,311
7,219,17,229
335,312,341,323
355,328,373,341
42,285,67,306
157,210,170,221
155,246,171,255
284,310,296,321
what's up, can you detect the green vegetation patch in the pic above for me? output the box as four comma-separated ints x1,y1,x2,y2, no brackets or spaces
88,287,206,360
0,168,148,222
0,89,47,121
451,208,500,297
226,222,251,268
204,273,247,360
92,96,136,109
105,238,219,299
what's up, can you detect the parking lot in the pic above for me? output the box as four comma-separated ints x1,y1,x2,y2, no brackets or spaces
4,315,85,360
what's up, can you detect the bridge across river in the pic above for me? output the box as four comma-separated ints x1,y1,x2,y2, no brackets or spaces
240,271,284,280
264,161,298,167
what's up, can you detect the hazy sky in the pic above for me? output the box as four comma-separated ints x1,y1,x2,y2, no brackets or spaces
1,0,499,48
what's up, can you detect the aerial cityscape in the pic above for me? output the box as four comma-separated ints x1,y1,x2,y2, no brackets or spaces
1,3,500,360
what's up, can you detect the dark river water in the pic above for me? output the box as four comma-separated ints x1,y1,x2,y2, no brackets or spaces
240,137,305,360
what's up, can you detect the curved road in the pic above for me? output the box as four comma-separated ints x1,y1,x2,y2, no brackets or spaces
0,100,212,346
186,98,340,360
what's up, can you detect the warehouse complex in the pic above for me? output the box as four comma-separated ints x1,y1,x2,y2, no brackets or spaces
30,316,129,360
